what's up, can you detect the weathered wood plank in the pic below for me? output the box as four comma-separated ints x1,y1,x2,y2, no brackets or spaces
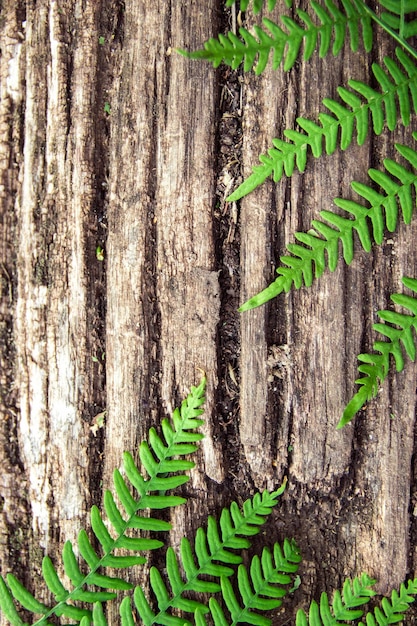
103,1,223,622
0,1,29,595
1,2,417,625
0,0,108,612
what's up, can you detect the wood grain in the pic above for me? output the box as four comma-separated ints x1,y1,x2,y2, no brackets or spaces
1,2,417,625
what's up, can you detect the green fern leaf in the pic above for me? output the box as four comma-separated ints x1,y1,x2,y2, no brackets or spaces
42,555,68,602
379,0,417,12
0,578,26,626
120,596,136,626
239,138,417,312
178,0,371,75
78,602,108,626
54,604,91,621
120,486,288,626
339,277,417,427
296,574,377,626
228,47,417,201
0,380,207,625
4,574,48,616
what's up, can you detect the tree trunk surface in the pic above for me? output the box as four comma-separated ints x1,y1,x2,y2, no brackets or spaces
1,1,417,625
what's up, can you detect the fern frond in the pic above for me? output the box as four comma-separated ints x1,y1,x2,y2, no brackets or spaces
239,138,417,312
228,47,417,201
338,277,417,427
178,0,372,75
379,0,417,40
225,0,282,14
359,578,417,626
192,540,301,626
0,379,207,626
119,486,290,626
295,574,377,626
295,576,416,626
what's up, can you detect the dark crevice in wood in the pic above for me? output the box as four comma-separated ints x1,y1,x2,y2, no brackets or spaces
211,3,244,494
139,61,163,431
408,410,417,572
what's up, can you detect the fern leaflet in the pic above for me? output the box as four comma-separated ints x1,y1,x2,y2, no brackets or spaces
119,487,291,626
339,276,417,428
239,137,417,312
178,0,372,75
0,379,207,625
79,602,108,626
228,47,417,201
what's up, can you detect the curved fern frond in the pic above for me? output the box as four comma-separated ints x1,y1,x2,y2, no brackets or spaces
228,47,417,201
193,540,301,626
178,0,372,75
296,574,377,626
239,138,417,312
0,379,207,626
119,486,290,626
338,277,417,428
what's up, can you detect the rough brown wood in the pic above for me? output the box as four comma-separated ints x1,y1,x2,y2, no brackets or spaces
1,1,417,625
0,0,110,606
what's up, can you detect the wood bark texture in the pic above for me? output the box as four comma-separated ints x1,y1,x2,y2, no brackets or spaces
0,0,417,625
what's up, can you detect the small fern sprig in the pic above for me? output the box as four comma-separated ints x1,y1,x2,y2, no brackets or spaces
296,574,378,626
296,575,417,626
359,578,417,626
178,0,372,76
239,137,417,312
0,379,207,626
119,486,292,626
339,276,417,428
225,0,286,14
227,47,417,201
193,539,301,626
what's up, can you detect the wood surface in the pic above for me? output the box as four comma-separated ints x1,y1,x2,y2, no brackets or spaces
1,1,417,624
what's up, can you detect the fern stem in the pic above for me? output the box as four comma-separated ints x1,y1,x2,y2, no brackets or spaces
400,0,406,39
